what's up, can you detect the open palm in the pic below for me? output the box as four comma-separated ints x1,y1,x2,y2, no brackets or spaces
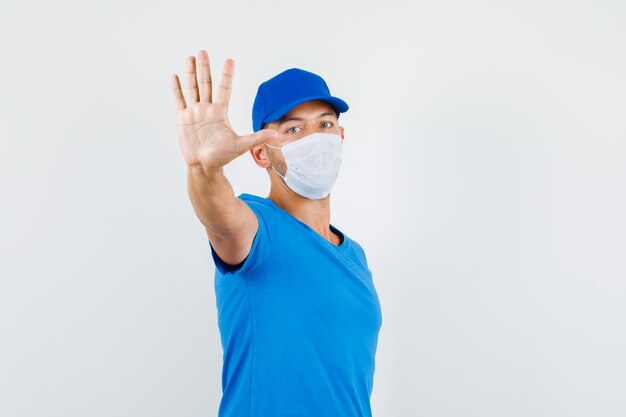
170,51,276,171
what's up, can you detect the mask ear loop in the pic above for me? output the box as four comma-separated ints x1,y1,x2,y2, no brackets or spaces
263,142,281,149
263,142,287,180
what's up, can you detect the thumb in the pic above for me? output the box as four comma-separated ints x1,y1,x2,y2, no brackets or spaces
237,128,279,153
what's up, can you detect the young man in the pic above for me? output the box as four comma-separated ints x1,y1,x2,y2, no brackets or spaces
170,50,383,417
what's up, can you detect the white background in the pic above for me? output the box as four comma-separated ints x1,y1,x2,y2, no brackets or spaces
1,0,625,416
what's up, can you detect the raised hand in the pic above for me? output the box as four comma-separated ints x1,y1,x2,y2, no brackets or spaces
170,50,277,172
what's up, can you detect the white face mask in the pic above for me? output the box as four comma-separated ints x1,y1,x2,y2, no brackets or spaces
264,132,343,200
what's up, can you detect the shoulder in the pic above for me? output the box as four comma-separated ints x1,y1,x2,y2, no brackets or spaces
237,193,284,228
238,193,265,204
340,229,370,266
210,194,282,276
238,193,279,214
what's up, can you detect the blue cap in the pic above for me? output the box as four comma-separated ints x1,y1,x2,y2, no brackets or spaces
252,68,349,132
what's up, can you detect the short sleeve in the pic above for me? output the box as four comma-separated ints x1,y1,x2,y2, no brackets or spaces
209,194,279,276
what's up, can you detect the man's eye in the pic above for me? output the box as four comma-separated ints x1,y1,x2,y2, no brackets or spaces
322,121,333,128
286,126,301,134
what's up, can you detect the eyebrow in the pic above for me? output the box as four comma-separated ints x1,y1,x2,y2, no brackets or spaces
278,112,337,126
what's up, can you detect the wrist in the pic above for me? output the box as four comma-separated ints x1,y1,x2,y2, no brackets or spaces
188,163,223,180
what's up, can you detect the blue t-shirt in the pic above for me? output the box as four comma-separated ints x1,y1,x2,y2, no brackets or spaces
209,193,383,417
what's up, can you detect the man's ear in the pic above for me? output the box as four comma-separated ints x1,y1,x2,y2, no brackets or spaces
340,126,345,140
249,144,272,168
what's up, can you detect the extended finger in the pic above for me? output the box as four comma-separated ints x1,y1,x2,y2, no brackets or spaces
170,74,187,112
185,56,199,103
236,129,278,155
197,50,212,103
215,59,234,108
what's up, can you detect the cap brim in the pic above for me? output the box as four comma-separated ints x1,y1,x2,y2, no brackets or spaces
259,95,349,130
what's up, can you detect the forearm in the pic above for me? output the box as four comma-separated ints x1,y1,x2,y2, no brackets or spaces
187,164,250,240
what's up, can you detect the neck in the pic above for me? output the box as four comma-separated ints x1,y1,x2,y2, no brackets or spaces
268,183,338,245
